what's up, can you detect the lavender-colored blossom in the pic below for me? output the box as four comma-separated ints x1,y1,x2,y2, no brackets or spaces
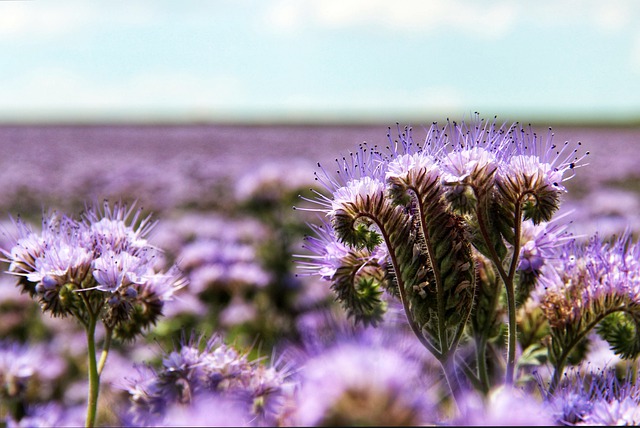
329,176,386,215
1,201,185,338
545,366,640,426
83,201,156,254
287,325,439,426
517,213,573,273
154,393,250,427
124,334,293,426
385,152,439,181
92,250,146,293
441,146,499,186
234,159,317,204
585,397,640,425
178,238,271,296
0,340,66,403
497,126,588,193
538,232,640,330
302,219,389,275
454,386,554,426
5,403,85,428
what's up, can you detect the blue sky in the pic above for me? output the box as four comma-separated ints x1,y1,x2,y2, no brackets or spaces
1,0,639,123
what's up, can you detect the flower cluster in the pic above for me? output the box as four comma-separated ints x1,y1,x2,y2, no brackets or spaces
298,117,588,397
533,231,640,393
1,201,184,341
544,366,640,425
124,334,294,427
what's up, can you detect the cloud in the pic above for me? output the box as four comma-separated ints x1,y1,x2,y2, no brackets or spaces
264,0,640,38
264,0,517,38
0,1,220,39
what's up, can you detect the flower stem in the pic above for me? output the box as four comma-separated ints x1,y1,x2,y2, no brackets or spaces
475,203,521,385
85,314,100,428
440,355,463,415
502,203,523,385
475,337,491,393
97,327,113,376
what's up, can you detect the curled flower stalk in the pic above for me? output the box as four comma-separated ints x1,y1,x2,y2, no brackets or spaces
1,201,185,427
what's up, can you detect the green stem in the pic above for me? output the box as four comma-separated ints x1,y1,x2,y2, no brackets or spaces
456,353,484,392
504,204,523,385
475,201,521,385
85,314,100,428
440,355,463,415
475,336,491,393
97,327,113,376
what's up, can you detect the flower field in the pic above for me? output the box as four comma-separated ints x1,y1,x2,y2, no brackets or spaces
1,120,640,426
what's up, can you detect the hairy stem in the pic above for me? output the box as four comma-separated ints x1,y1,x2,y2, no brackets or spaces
475,200,521,385
360,213,442,359
475,337,491,393
504,203,523,385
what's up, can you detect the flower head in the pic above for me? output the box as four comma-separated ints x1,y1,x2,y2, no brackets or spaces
124,334,293,426
539,232,640,330
518,213,573,274
545,365,640,425
496,125,588,223
1,201,184,338
455,386,554,426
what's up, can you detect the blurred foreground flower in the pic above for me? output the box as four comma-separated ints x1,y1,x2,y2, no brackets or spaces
123,334,294,427
288,332,440,426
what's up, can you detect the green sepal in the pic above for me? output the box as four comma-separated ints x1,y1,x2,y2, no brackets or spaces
596,311,640,359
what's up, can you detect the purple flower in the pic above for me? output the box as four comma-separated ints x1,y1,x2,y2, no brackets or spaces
0,340,66,403
538,232,640,330
329,176,386,216
454,386,554,426
545,366,640,425
297,220,388,281
1,201,185,338
5,402,85,428
124,334,293,426
92,250,146,293
517,213,573,273
287,327,439,426
81,200,156,254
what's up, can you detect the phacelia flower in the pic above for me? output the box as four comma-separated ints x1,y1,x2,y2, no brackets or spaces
544,365,640,426
441,146,499,188
0,201,185,339
539,232,640,332
385,152,439,183
496,126,588,223
518,213,573,274
454,386,554,426
124,334,293,427
0,340,66,403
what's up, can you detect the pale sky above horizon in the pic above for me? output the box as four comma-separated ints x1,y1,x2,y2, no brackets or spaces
1,0,639,123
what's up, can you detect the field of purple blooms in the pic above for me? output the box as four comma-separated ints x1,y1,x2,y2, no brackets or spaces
1,121,640,426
